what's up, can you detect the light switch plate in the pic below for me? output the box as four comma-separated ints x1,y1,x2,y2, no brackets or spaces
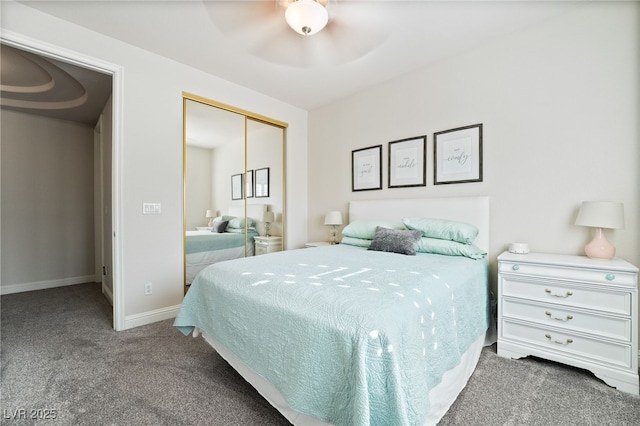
143,203,161,214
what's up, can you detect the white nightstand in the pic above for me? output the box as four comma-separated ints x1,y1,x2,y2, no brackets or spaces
497,251,639,395
304,241,332,248
254,236,283,255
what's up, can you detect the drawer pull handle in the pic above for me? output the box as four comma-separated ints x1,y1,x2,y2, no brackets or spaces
545,311,573,322
545,288,573,298
512,265,520,271
606,273,615,281
545,333,573,345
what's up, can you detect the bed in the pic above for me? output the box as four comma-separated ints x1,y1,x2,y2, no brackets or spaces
185,205,264,285
175,196,491,425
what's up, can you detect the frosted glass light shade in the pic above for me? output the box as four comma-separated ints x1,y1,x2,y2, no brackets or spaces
324,211,343,226
285,0,328,36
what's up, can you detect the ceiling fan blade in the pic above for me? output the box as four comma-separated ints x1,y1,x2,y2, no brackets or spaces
203,0,391,68
203,1,282,39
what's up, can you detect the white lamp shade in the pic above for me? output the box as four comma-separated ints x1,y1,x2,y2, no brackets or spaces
575,201,624,229
205,209,215,218
262,211,275,223
285,0,328,36
324,211,343,226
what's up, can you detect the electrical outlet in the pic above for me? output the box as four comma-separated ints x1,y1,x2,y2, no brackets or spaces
144,282,153,296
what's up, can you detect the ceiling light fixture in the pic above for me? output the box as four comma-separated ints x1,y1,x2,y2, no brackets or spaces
285,0,328,36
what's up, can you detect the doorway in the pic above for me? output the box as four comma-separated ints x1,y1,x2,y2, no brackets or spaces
0,32,124,330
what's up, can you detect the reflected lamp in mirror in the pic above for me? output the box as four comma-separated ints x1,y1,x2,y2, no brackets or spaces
262,211,275,237
575,201,624,260
205,209,215,227
324,211,343,245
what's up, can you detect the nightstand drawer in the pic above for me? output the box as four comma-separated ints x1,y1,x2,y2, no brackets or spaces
502,298,631,341
499,261,637,287
502,320,633,369
501,277,631,316
254,236,282,255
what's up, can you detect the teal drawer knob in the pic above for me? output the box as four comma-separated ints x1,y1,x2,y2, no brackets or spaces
606,273,615,281
512,265,520,271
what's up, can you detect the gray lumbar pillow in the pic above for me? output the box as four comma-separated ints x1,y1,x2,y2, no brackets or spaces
368,226,423,255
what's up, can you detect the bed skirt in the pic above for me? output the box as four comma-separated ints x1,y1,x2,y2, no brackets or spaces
195,329,486,426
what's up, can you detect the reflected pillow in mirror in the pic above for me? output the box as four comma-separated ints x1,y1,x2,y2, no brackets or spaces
227,217,256,229
212,220,228,233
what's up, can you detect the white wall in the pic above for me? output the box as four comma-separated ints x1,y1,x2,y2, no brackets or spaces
308,1,639,355
2,1,309,327
211,135,245,217
1,110,95,292
185,146,213,230
308,2,639,272
247,122,284,237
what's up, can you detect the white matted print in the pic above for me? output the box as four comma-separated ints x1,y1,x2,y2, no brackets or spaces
434,124,483,185
231,173,243,200
352,145,382,191
388,135,426,188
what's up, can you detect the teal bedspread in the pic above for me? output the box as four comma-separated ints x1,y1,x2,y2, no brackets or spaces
185,230,258,254
175,244,489,426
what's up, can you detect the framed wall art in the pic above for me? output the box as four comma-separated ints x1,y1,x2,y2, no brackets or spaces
352,145,382,191
434,123,483,185
231,173,243,200
388,135,426,188
255,167,270,198
246,170,254,198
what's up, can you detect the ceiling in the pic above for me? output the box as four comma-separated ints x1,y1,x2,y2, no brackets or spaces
0,43,113,125
6,0,578,122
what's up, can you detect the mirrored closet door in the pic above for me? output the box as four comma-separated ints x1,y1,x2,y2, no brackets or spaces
183,93,286,293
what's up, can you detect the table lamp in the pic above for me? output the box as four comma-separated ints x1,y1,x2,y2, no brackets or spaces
324,211,343,245
262,211,275,237
574,201,624,259
205,209,215,227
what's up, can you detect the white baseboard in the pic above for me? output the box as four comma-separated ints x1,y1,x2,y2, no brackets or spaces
124,304,181,330
1,275,97,295
101,283,114,305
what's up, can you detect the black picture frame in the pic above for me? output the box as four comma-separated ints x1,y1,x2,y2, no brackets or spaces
231,173,243,200
388,135,426,188
352,145,382,191
434,124,483,185
246,170,254,198
255,167,270,198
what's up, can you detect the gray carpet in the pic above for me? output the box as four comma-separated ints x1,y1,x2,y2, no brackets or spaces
1,283,639,425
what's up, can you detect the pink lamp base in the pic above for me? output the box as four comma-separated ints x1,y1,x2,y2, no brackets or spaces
584,227,616,260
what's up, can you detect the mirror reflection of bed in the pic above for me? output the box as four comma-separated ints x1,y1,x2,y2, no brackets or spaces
183,94,286,293
176,196,493,425
185,204,266,286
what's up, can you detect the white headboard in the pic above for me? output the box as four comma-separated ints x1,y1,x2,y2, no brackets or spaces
349,196,490,252
227,204,266,222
